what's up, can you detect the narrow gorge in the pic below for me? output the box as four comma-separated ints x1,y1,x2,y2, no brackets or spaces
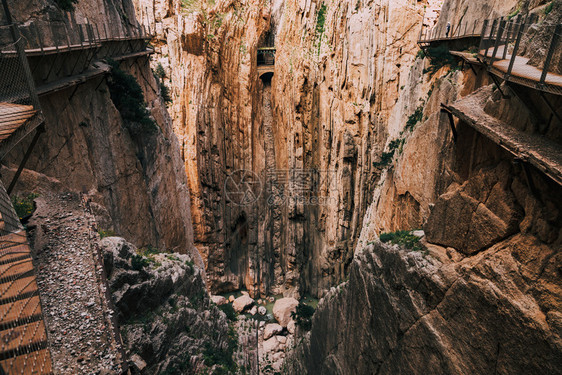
0,0,560,374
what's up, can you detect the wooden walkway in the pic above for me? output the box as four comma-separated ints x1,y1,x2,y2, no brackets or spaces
480,46,562,96
0,184,53,374
449,51,483,65
443,86,562,186
418,33,481,47
0,104,37,143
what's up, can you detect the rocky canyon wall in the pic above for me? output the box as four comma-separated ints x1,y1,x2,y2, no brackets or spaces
2,0,197,261
135,0,276,294
284,0,562,372
140,0,444,298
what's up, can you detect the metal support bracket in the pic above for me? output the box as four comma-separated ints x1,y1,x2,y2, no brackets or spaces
440,106,457,142
7,124,45,195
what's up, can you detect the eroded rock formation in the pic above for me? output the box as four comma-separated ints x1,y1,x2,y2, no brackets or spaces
285,236,562,375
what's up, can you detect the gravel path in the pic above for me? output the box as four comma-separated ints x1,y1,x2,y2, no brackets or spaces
30,192,124,374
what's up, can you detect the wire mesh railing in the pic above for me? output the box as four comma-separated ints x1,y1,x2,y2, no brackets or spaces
419,19,483,43
479,14,562,95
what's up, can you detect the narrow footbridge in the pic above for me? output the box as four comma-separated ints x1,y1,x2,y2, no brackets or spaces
442,86,562,187
419,14,562,96
478,14,562,96
257,46,275,79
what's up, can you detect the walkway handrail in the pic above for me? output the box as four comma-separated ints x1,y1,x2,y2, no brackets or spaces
257,46,275,66
0,19,153,56
419,19,482,44
478,14,562,94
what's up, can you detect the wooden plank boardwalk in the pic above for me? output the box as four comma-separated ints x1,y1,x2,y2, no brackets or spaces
0,103,37,143
0,183,53,374
443,86,562,186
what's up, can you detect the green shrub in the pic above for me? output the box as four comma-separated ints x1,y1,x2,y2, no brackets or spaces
315,3,328,54
422,45,459,76
137,245,159,256
107,59,158,136
508,8,520,20
291,302,315,331
315,3,328,37
545,2,554,15
12,193,39,220
374,137,406,168
160,81,172,104
218,304,237,321
55,0,78,11
374,150,395,168
379,230,423,251
155,63,166,79
131,254,150,270
98,229,116,239
405,106,424,131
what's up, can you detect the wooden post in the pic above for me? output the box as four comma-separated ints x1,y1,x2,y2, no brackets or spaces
2,0,42,110
7,125,45,195
502,20,513,60
478,19,489,53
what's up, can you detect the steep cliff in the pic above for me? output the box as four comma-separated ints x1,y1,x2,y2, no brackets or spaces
281,0,562,371
100,237,237,374
139,0,439,297
285,236,562,375
2,0,197,261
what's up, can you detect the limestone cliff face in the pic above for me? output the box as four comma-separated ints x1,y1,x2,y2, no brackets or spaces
135,0,274,293
271,0,431,296
139,0,442,297
283,0,562,371
2,0,197,261
285,235,562,375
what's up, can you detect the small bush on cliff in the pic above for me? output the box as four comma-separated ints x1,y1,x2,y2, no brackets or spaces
218,304,237,321
379,230,423,252
315,3,328,54
55,0,78,12
545,2,554,15
107,59,158,136
374,138,404,168
12,193,39,221
423,45,459,76
155,63,166,79
160,81,172,104
98,229,116,239
405,105,424,131
131,254,150,271
292,302,315,331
